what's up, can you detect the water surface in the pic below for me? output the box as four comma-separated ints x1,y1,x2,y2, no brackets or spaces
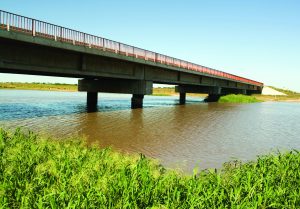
1,89,300,171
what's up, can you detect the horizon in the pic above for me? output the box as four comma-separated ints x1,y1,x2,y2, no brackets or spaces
0,0,299,91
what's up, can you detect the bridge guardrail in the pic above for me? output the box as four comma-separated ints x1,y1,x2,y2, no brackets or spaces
0,10,263,87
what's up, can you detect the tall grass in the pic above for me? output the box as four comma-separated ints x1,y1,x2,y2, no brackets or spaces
219,94,261,103
1,128,300,208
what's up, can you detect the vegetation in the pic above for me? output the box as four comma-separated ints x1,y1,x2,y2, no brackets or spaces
1,128,300,208
219,94,261,103
0,82,77,92
1,82,300,102
152,87,206,97
269,86,300,96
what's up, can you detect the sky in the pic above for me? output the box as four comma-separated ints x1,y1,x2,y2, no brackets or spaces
0,0,299,91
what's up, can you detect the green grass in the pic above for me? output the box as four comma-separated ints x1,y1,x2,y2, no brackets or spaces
0,82,77,92
151,93,172,96
1,128,300,208
219,94,261,103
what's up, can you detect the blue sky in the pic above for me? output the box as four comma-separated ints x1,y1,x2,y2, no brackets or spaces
0,0,299,91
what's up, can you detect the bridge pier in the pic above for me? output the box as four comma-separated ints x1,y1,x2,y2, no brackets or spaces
87,92,98,110
204,94,222,102
131,94,144,109
176,85,223,103
78,78,152,110
179,93,186,105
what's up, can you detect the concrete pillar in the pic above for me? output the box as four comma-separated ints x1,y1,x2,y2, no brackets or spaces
131,94,144,109
87,92,98,110
204,94,221,102
179,93,186,105
241,89,247,95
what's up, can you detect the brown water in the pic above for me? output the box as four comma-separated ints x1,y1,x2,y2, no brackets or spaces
1,90,300,171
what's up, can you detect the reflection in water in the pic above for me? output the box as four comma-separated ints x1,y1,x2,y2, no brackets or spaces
1,90,300,172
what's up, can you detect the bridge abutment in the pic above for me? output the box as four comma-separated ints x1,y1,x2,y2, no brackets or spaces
78,78,153,109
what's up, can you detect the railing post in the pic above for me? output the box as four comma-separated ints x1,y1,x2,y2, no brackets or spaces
83,33,86,46
6,13,10,31
32,19,35,36
72,31,75,45
60,27,62,41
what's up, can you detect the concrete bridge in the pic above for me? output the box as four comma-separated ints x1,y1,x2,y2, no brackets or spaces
0,10,263,109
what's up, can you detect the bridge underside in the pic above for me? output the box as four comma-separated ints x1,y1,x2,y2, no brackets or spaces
0,31,262,109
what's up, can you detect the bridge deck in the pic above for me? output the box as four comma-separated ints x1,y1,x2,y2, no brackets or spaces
0,10,263,87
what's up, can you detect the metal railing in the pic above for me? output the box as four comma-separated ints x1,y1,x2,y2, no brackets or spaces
0,10,263,86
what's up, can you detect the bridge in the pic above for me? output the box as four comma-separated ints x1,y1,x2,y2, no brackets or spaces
0,10,263,109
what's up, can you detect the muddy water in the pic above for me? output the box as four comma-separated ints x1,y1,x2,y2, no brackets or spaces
1,90,300,171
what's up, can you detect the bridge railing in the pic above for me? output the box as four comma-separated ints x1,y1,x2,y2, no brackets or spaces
0,10,263,86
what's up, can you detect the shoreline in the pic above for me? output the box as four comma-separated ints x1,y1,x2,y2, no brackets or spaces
0,87,77,92
1,82,300,102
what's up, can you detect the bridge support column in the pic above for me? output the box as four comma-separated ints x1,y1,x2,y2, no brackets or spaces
241,89,247,95
87,92,98,110
131,94,144,109
204,94,222,102
78,78,153,109
176,85,223,103
179,93,186,105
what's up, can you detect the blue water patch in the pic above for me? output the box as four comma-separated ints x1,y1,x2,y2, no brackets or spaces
0,90,204,120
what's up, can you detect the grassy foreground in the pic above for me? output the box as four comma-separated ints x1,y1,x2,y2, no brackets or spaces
219,94,261,103
1,129,300,208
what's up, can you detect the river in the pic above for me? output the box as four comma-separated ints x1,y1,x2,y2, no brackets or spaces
1,89,300,172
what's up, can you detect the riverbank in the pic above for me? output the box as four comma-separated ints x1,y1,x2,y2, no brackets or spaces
254,94,300,102
1,128,300,208
219,94,262,103
151,87,206,97
256,86,300,102
0,82,78,92
0,82,206,97
1,82,300,102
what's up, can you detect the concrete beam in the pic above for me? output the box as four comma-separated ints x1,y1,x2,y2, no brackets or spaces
78,78,153,95
247,89,263,95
